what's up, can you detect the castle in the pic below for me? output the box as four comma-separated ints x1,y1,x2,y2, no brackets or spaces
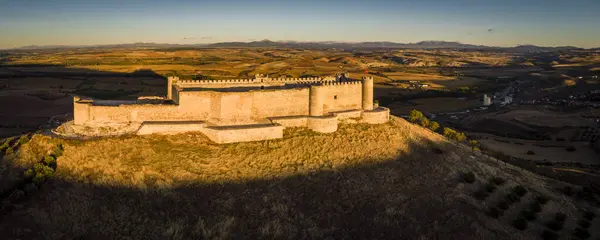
68,74,389,143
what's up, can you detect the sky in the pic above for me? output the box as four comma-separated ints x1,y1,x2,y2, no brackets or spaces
1,0,599,49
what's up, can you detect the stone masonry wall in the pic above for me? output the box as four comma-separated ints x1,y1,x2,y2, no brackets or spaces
75,79,364,127
251,88,310,118
319,81,362,113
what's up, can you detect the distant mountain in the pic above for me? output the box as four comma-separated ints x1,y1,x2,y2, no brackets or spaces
4,40,592,52
9,42,208,50
509,45,582,53
206,40,490,49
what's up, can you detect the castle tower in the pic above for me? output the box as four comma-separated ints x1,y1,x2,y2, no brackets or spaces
309,85,324,116
167,76,179,100
73,96,90,125
362,76,374,110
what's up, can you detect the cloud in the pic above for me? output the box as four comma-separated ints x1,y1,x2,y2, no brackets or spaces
200,36,213,40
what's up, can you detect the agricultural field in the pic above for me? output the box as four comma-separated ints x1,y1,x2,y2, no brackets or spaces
0,47,596,138
0,47,530,138
479,139,599,165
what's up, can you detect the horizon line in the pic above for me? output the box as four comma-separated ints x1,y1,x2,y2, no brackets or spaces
1,39,596,51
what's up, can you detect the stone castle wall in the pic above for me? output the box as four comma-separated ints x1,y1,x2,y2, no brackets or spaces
74,82,363,126
69,75,389,143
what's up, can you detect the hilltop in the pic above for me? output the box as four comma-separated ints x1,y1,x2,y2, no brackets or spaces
0,117,597,239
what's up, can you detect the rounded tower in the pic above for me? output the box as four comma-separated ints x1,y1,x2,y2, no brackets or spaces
362,76,374,110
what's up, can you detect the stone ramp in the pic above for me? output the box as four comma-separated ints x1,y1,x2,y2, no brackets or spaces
137,121,206,135
201,124,284,144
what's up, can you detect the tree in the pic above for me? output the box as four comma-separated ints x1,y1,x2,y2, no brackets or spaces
429,121,440,132
468,140,479,152
455,132,467,144
419,117,430,128
409,109,424,123
443,127,456,140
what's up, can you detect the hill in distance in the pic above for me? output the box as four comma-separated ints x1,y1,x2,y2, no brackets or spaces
4,40,590,52
1,117,597,239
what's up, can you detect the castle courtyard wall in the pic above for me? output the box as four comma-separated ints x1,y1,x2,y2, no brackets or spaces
70,76,387,143
78,83,364,126
251,88,310,119
318,82,362,113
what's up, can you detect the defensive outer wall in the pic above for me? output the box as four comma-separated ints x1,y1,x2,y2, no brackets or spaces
66,75,389,143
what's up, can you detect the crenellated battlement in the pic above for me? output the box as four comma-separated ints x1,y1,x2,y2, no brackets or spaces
174,75,338,88
321,80,362,86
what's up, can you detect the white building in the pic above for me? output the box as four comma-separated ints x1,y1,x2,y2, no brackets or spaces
483,94,492,106
502,96,513,105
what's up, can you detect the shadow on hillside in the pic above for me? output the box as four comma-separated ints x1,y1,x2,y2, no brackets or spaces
0,63,168,99
0,137,508,240
0,64,170,137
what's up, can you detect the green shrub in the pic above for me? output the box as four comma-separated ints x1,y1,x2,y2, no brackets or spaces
576,188,594,201
535,195,550,204
473,190,489,200
460,172,476,183
5,147,14,155
529,202,542,213
0,139,9,150
513,186,527,197
562,186,574,196
23,169,35,179
582,211,595,220
52,144,64,157
419,117,430,128
7,189,25,203
526,150,535,155
17,135,29,145
505,192,521,204
577,219,591,229
23,183,38,195
409,109,424,123
521,210,537,221
33,163,44,174
541,230,559,240
546,219,564,231
485,207,502,218
484,183,497,193
497,200,510,210
572,227,590,239
512,217,528,230
429,121,440,132
490,177,506,186
42,166,54,177
44,155,56,165
32,173,46,185
555,212,567,222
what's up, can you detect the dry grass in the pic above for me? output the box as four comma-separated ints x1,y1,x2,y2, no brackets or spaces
53,118,439,187
0,117,596,239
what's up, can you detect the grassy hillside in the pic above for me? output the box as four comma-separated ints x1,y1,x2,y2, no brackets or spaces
0,117,598,239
